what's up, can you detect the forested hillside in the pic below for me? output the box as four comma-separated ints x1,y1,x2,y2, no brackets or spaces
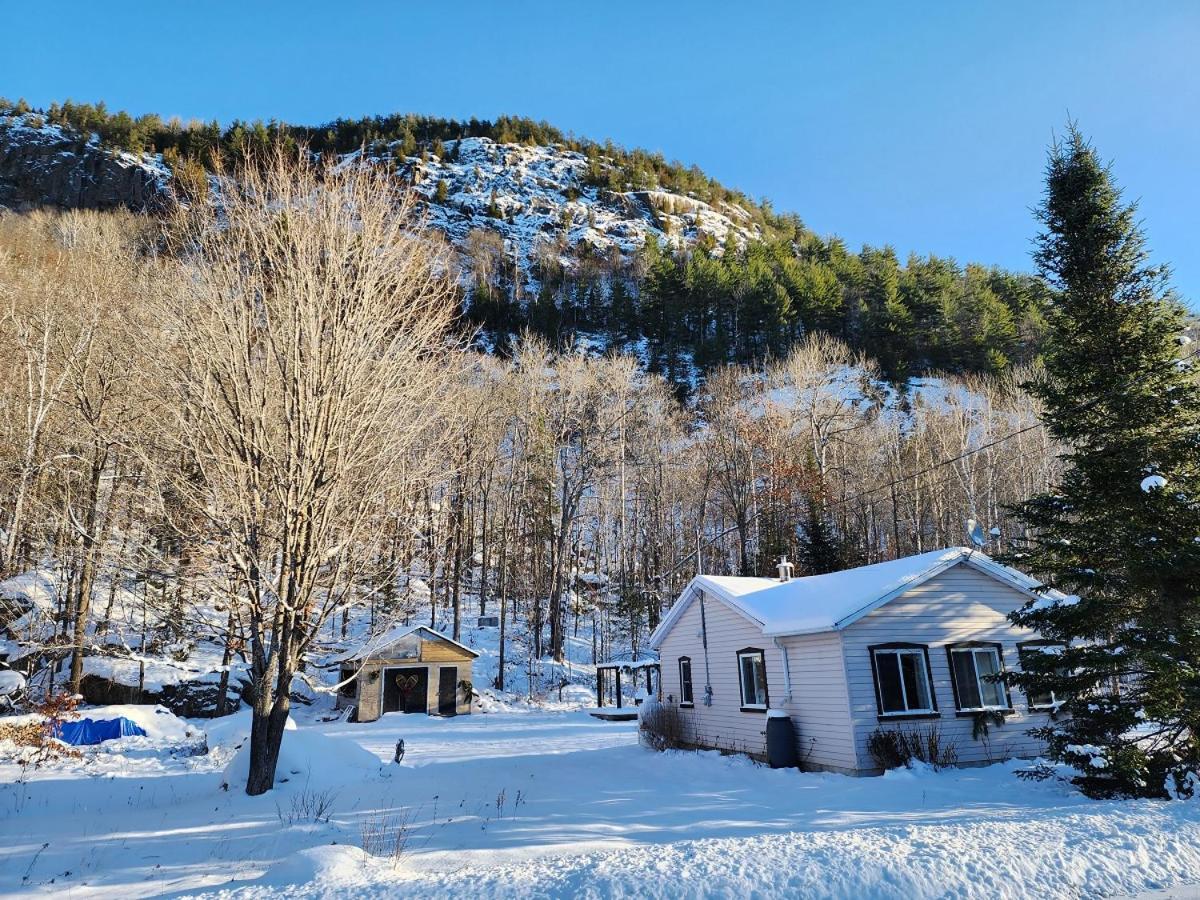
0,194,1053,714
0,98,1051,386
1,101,1196,807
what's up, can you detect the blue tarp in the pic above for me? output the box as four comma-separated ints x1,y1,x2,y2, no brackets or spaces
54,717,147,745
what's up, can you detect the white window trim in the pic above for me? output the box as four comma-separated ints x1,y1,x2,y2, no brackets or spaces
950,646,1009,712
1019,643,1067,710
873,647,936,716
737,649,767,709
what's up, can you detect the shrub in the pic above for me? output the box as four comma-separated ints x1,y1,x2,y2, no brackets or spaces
639,700,687,751
867,724,958,771
0,693,82,767
360,809,414,865
276,785,338,825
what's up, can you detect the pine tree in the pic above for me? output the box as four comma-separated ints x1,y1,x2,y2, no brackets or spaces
434,179,450,205
795,503,853,575
1005,125,1200,799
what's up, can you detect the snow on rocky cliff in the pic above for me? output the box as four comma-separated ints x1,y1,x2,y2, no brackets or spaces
398,137,759,275
0,114,759,285
0,112,172,211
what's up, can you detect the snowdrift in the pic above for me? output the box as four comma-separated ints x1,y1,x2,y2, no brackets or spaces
220,718,381,791
260,845,390,890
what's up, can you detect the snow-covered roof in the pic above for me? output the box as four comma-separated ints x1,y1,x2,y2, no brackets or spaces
330,624,479,663
649,547,1066,647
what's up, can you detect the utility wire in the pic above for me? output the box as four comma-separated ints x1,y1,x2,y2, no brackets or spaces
656,343,1200,581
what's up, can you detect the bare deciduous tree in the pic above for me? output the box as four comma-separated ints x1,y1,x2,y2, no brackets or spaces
138,151,461,794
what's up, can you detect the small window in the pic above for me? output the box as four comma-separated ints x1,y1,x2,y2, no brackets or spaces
870,645,937,716
1017,642,1069,710
678,657,694,706
737,648,768,710
948,643,1010,711
338,667,358,699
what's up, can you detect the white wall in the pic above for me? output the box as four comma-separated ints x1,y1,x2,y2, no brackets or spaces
658,590,858,772
841,564,1053,771
658,590,780,760
777,630,858,772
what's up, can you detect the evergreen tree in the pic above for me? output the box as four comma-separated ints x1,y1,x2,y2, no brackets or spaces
1005,125,1200,799
795,503,853,575
434,179,450,205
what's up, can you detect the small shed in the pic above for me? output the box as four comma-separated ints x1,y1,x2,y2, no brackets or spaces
334,625,478,722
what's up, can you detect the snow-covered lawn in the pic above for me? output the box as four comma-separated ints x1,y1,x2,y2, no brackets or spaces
2,707,1199,898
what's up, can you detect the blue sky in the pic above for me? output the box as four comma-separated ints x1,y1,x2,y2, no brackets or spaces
4,2,1199,301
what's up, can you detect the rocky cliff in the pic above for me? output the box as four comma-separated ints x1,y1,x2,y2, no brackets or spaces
0,113,757,282
0,113,170,212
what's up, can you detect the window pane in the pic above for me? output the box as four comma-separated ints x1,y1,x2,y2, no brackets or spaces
740,654,766,706
974,649,1006,707
875,652,905,713
1028,685,1054,707
679,659,693,703
752,656,767,705
1019,647,1059,707
900,651,932,711
952,650,982,709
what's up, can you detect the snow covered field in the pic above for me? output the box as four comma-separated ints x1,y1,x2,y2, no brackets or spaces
2,705,1199,899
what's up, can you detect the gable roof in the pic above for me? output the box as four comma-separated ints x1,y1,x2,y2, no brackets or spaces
649,547,1066,648
331,624,480,663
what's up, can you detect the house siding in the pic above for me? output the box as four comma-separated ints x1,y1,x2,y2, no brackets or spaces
658,590,779,760
841,564,1053,771
777,630,858,772
658,590,858,772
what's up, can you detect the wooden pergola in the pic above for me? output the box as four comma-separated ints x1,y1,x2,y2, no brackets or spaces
595,659,660,710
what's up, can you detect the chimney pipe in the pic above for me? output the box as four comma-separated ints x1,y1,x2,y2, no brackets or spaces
777,555,794,582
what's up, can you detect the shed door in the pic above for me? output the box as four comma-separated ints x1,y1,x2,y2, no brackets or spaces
383,666,428,714
437,666,458,716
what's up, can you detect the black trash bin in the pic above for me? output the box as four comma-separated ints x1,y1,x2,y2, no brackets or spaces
765,710,798,769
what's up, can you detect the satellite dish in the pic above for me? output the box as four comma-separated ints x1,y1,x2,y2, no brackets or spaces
966,518,986,549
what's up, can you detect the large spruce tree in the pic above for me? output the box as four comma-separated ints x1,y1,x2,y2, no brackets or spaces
1006,125,1200,799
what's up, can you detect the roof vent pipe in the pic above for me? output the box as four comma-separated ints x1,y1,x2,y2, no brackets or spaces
776,555,794,582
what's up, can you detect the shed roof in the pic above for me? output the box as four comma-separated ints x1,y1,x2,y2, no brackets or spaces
649,547,1070,648
331,624,479,663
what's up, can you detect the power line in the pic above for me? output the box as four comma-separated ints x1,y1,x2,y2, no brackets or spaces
657,343,1200,580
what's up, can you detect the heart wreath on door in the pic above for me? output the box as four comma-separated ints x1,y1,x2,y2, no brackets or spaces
395,672,420,697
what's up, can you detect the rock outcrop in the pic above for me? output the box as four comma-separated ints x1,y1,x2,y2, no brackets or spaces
0,114,170,212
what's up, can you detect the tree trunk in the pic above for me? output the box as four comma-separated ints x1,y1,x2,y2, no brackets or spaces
245,683,292,796
69,446,110,693
215,608,237,717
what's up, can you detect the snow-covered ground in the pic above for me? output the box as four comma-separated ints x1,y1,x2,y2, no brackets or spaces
2,702,1199,899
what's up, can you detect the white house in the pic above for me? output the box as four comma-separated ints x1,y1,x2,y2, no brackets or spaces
648,547,1067,775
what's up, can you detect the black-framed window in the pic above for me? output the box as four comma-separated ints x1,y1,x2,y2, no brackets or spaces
869,644,937,716
947,642,1012,711
1017,641,1069,710
678,656,694,706
736,647,768,711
